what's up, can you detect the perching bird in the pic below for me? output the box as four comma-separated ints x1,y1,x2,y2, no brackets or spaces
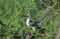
22,13,49,31
22,7,51,31
22,14,41,31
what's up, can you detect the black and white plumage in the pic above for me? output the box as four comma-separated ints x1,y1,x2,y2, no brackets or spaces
22,7,51,31
22,13,49,31
22,14,41,31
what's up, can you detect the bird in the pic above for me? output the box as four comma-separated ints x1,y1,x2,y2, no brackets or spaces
22,7,51,31
22,14,41,31
22,11,50,30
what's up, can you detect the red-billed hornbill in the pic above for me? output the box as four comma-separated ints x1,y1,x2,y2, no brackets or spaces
23,12,49,31
22,14,41,31
22,12,50,31
22,7,51,31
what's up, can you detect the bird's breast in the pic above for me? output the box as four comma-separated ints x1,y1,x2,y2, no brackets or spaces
26,19,30,26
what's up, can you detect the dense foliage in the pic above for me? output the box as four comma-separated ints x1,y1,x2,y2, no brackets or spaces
0,0,60,39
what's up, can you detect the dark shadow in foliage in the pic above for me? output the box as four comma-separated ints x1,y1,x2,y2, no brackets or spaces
18,21,24,29
37,28,48,37
0,27,5,39
36,27,41,29
13,36,21,39
0,20,6,26
13,30,21,39
21,30,27,39
18,21,23,26
39,28,46,34
12,23,23,39
37,27,47,34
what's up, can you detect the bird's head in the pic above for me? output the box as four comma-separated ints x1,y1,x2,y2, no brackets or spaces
22,14,30,18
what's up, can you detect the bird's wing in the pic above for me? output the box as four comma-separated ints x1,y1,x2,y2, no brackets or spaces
35,7,52,23
29,20,38,27
29,21,35,26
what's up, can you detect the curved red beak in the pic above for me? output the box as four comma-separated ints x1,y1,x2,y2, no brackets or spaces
22,14,27,17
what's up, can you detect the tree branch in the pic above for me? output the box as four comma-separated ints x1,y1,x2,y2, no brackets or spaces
36,2,57,23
